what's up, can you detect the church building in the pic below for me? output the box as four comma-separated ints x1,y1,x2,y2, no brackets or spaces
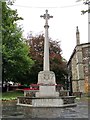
67,26,90,94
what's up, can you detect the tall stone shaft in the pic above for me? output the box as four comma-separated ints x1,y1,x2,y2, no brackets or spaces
40,10,53,71
44,20,49,71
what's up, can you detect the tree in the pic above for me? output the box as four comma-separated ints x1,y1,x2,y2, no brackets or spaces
49,40,68,85
76,0,90,14
2,2,34,85
26,34,68,85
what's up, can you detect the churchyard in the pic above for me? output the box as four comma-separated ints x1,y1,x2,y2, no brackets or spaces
2,1,90,119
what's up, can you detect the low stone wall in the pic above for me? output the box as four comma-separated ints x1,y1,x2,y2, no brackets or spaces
24,90,70,97
72,92,82,98
61,96,76,104
24,90,38,97
17,97,32,105
58,90,69,96
17,96,76,107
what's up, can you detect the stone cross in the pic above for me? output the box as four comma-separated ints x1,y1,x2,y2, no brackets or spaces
40,10,53,71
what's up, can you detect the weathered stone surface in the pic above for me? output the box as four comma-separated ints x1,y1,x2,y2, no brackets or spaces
36,70,59,98
17,96,76,107
59,90,69,96
17,97,32,105
38,71,56,84
32,98,63,107
24,90,38,97
61,96,76,104
36,85,59,97
68,42,90,94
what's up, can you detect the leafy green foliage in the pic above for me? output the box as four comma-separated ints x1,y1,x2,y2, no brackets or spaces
27,34,68,85
77,0,90,14
2,2,34,84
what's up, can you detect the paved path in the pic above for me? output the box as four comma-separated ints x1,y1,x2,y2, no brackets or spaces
1,97,89,119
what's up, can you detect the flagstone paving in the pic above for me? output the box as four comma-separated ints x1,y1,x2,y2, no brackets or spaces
1,97,89,119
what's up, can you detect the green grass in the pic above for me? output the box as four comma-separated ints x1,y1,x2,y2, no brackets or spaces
2,90,24,100
75,96,90,103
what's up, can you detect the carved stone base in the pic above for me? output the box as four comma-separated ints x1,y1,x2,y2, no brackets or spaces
38,71,56,84
36,85,59,97
36,71,59,97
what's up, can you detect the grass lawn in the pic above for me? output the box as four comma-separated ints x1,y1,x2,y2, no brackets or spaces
2,90,24,100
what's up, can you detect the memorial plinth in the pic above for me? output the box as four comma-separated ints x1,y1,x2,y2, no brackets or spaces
36,71,59,97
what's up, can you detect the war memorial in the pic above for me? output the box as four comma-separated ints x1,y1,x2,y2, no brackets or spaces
17,10,76,107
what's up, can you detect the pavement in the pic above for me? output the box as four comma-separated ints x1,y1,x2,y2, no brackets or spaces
1,97,90,119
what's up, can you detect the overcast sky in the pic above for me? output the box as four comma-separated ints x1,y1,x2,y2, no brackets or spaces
10,0,88,61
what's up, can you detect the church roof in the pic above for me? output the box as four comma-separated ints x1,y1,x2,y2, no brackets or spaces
67,42,90,65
